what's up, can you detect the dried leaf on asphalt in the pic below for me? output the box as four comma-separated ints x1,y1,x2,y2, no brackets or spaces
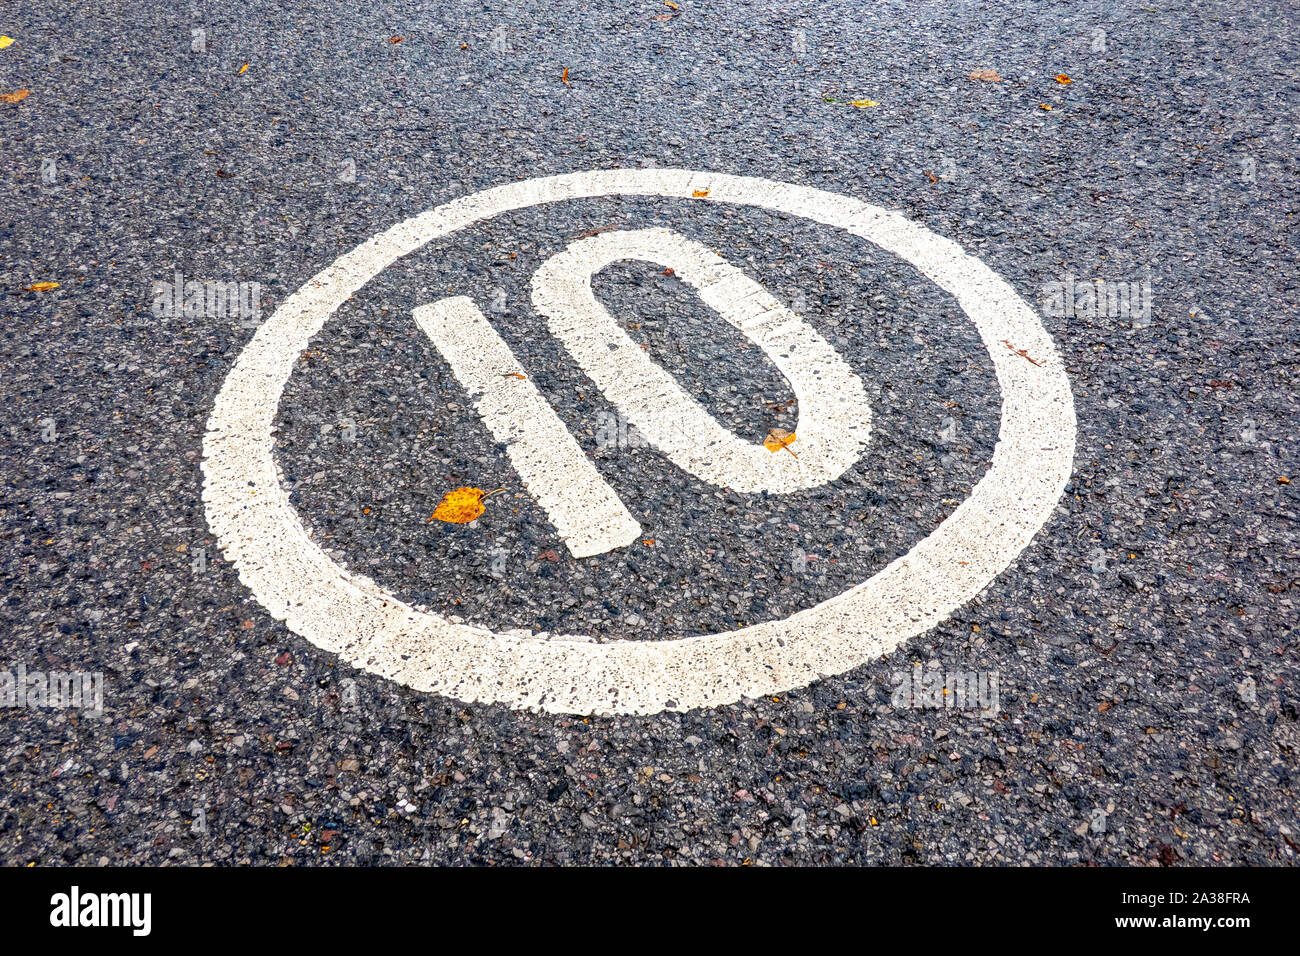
692,188,710,197
1002,339,1044,366
823,96,880,108
238,62,249,74
427,487,498,524
561,66,569,86
764,428,798,457
0,36,15,50
570,224,619,240
969,68,1002,82
1,88,30,102
26,282,59,291
1055,73,1072,84
389,36,404,43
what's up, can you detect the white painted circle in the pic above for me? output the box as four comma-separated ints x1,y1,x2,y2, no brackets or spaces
202,169,1076,715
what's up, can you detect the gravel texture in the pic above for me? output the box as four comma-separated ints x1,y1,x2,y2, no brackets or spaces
0,0,1297,865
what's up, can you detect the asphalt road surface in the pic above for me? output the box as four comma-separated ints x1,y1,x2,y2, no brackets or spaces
1,0,1297,866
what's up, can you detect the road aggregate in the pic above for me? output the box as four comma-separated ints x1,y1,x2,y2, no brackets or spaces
1,0,1297,865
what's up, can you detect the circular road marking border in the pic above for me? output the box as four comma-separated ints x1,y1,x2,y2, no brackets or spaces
201,168,1077,715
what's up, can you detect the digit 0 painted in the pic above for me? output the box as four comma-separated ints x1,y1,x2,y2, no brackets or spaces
416,227,873,556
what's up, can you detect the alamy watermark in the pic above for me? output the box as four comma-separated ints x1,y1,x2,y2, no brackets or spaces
1041,272,1152,324
891,663,999,716
594,409,647,451
151,269,263,326
2,663,103,714
50,886,150,936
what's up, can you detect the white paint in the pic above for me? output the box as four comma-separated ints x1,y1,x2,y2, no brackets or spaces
419,228,871,558
532,227,872,493
202,168,1076,715
413,296,641,558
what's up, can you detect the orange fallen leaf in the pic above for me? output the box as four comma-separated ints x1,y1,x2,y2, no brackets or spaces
502,372,526,380
969,68,1002,82
238,62,249,75
1,88,30,103
1039,103,1052,110
427,487,501,524
561,66,569,86
1055,73,1071,84
692,188,710,197
764,428,798,457
665,1,680,8
1278,476,1291,485
641,539,655,546
1098,701,1112,712
389,36,404,43
26,282,59,291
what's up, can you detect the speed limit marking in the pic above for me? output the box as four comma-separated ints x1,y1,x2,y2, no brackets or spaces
415,225,873,558
202,168,1076,715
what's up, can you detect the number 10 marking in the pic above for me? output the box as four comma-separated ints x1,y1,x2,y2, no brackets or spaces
414,227,872,557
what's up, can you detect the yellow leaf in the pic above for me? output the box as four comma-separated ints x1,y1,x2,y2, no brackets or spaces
764,428,797,456
1055,73,1072,84
849,99,879,108
0,36,15,50
26,282,59,291
427,487,499,524
561,66,569,86
692,188,710,197
1,88,30,103
1039,103,1052,110
665,1,680,8
238,62,249,75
